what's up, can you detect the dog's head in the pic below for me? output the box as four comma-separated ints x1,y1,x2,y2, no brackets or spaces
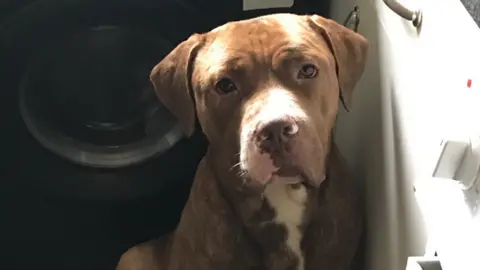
150,14,368,188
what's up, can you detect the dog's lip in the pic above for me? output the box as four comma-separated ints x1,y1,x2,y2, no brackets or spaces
272,175,302,184
301,172,320,188
241,164,318,188
274,165,302,177
270,166,316,186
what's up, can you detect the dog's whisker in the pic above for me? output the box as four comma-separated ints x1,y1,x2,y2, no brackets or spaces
229,162,242,171
241,178,248,187
240,170,248,177
237,171,247,178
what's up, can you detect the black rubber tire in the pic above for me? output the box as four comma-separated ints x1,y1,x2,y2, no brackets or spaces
0,0,214,201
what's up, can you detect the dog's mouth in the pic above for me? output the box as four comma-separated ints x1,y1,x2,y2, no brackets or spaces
238,150,321,189
272,166,318,187
239,128,324,189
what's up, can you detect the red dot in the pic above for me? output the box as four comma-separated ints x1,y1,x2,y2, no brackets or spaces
467,79,472,88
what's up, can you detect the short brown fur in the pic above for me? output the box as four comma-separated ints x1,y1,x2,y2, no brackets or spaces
117,13,368,270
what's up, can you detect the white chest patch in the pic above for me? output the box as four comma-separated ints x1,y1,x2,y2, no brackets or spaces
263,178,308,270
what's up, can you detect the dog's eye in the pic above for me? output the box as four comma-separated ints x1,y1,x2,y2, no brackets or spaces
215,78,238,94
298,64,318,79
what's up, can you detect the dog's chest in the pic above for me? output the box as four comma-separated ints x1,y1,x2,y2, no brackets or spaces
263,179,308,270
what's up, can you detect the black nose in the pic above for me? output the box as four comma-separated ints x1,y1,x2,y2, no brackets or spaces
255,118,299,153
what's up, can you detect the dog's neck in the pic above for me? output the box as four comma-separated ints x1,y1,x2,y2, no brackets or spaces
205,142,335,270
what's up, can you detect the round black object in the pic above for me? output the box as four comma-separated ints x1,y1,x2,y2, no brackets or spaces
0,0,215,200
19,25,185,168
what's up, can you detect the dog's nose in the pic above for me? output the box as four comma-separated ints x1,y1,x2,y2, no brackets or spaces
255,119,298,153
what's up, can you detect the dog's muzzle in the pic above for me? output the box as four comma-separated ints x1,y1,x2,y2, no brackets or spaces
239,89,311,186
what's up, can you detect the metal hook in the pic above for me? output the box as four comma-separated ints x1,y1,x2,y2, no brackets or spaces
383,0,422,28
343,5,360,32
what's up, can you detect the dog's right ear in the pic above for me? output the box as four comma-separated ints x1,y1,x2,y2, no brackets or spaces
150,34,204,137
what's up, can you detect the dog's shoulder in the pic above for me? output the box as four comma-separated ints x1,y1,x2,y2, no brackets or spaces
116,157,260,270
303,144,363,270
167,156,260,270
116,235,171,270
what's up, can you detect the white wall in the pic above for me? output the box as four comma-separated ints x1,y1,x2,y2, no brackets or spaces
331,1,424,270
331,0,480,270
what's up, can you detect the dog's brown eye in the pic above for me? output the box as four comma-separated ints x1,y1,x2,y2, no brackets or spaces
298,64,318,79
215,78,238,94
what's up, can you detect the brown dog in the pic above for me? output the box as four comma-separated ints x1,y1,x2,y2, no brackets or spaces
116,13,368,270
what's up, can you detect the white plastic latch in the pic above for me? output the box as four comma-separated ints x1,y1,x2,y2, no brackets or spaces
432,137,480,189
406,257,443,270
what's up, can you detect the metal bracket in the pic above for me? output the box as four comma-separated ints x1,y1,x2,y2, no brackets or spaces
383,0,423,28
343,5,360,32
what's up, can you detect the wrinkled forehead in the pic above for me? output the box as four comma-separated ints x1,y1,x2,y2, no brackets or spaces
212,14,307,47
198,14,311,66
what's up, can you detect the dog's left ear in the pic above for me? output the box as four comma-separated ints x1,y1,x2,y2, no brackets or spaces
307,15,369,111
